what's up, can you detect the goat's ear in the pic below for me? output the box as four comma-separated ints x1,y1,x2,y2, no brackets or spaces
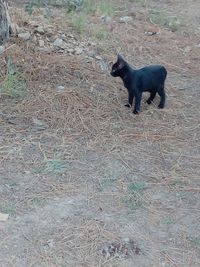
117,54,126,68
108,61,113,67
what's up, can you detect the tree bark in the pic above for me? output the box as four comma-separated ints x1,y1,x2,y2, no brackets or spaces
0,0,11,45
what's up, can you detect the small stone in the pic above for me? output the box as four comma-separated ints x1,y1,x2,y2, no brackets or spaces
119,16,132,23
53,38,63,47
88,41,96,46
18,32,31,41
32,118,46,128
184,46,192,53
0,46,5,53
46,28,54,37
66,48,75,54
99,59,109,72
29,20,39,27
145,31,160,36
10,23,21,35
67,34,74,38
100,16,112,23
39,40,45,47
95,55,102,60
37,47,51,53
87,50,95,58
139,46,143,52
33,35,37,43
47,239,54,248
123,237,130,243
75,47,83,55
0,212,9,222
57,85,65,91
36,26,45,34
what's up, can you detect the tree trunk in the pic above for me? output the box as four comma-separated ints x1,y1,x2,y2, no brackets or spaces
0,0,11,45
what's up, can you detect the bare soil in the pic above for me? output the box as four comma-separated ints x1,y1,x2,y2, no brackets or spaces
1,1,200,266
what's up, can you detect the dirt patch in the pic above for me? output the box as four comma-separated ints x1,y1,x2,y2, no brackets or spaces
1,1,200,267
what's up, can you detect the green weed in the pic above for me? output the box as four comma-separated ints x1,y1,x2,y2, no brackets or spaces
0,58,26,98
128,182,146,192
125,182,146,211
188,237,200,248
163,217,174,225
95,30,109,40
25,0,45,14
68,0,115,16
170,177,186,187
94,2,115,16
148,8,180,32
45,159,66,174
125,195,142,211
69,12,86,33
1,205,15,214
130,0,147,8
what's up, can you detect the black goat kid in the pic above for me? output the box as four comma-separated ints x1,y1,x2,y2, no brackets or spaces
110,55,167,114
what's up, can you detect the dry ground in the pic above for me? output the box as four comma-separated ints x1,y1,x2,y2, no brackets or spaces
1,0,200,266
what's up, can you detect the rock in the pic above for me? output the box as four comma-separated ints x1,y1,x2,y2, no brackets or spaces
99,59,109,72
32,118,46,130
39,40,45,47
87,50,95,58
53,38,63,47
75,47,83,55
139,46,143,52
184,46,192,53
100,16,112,23
29,20,39,27
0,46,5,53
46,28,54,37
57,85,65,91
37,47,51,53
66,47,75,54
95,55,102,60
33,35,37,43
36,26,45,34
123,237,130,243
0,212,9,222
47,239,54,248
145,31,160,36
119,16,132,23
18,32,31,41
10,23,21,35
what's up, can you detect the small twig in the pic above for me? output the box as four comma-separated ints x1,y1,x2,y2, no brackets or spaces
179,187,200,192
0,44,16,55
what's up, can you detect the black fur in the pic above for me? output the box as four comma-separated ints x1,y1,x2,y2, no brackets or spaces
110,55,167,114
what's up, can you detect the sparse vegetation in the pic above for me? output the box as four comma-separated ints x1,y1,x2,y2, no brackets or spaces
25,0,45,14
130,0,147,8
69,12,87,33
125,182,146,210
0,58,26,98
163,217,174,225
128,182,146,192
45,159,66,174
148,8,180,32
93,2,115,16
188,237,200,248
95,29,109,40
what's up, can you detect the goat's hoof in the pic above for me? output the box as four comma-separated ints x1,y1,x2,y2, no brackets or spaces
124,103,131,108
158,104,164,109
133,110,139,114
